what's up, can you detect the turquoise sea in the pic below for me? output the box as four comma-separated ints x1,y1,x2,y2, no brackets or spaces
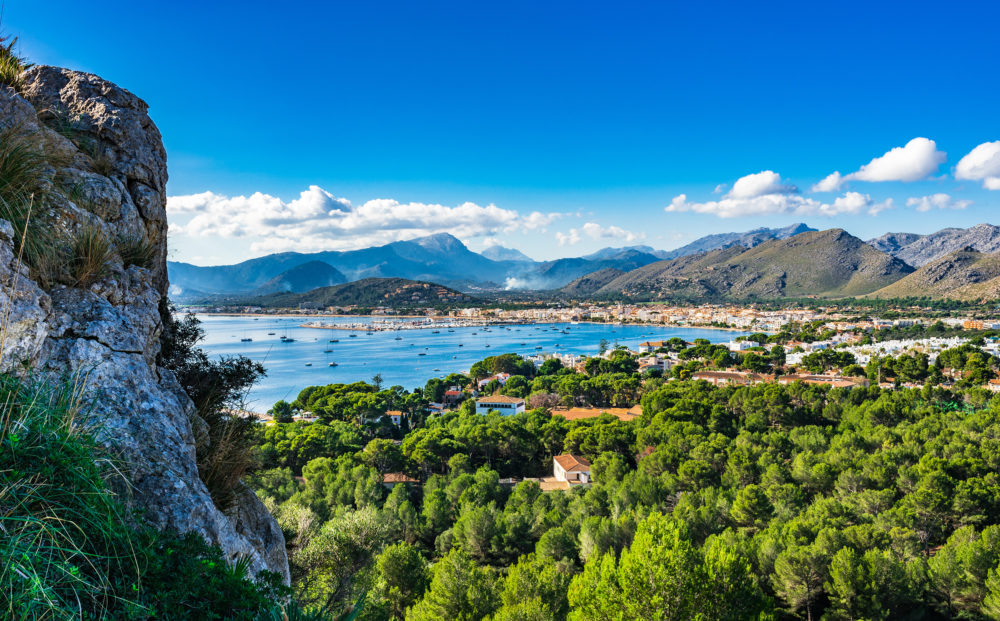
194,314,748,411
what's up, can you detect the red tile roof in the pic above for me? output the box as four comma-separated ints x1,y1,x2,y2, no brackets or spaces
554,454,591,472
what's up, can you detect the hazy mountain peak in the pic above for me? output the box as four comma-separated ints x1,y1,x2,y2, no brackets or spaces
583,245,669,261
406,232,467,252
481,244,534,262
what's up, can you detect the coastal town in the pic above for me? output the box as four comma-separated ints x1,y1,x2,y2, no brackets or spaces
188,300,1000,333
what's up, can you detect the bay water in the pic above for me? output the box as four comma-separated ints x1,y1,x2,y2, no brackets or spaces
193,314,748,412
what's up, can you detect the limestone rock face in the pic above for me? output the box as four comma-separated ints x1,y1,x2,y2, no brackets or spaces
0,69,288,582
21,65,169,292
0,220,50,369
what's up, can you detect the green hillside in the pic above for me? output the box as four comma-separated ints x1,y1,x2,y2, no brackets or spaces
559,267,626,296
595,228,914,300
251,277,475,308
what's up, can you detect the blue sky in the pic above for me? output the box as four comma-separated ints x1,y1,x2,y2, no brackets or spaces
9,1,1000,264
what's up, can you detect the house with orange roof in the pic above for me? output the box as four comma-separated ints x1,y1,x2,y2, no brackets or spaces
553,454,592,484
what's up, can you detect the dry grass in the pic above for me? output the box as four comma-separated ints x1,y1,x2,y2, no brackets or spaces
0,126,66,285
196,406,260,511
68,226,113,286
116,232,156,269
87,143,115,177
0,126,48,200
0,36,30,93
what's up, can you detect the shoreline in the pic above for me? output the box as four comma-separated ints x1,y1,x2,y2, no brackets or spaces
199,319,752,414
192,312,756,333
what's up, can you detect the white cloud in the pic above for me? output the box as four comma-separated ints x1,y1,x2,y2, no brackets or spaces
167,185,560,253
712,184,727,194
728,170,796,199
955,141,1000,189
848,137,946,182
812,138,946,192
521,211,561,230
556,229,581,246
811,171,844,193
905,193,972,212
555,222,642,246
581,222,642,242
811,138,946,192
666,186,891,218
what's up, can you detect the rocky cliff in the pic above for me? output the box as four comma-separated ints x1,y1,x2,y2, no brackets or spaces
867,223,1000,267
0,67,288,581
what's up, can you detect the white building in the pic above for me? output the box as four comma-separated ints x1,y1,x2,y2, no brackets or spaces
477,373,511,389
475,395,525,416
553,454,591,484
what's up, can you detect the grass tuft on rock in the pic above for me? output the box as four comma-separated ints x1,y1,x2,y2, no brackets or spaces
68,225,114,286
0,125,64,284
116,232,157,269
0,36,30,93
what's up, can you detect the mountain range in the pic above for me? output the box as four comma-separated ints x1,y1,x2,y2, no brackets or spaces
586,229,915,300
867,223,1000,267
169,222,1000,303
168,223,824,300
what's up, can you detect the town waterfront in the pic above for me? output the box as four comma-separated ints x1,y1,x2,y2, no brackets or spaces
194,314,749,411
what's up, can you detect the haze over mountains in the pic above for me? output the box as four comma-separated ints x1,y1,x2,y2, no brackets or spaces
168,223,824,300
168,222,1000,302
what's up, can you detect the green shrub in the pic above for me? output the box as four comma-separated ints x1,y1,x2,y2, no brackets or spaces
158,305,266,511
128,529,290,620
0,372,318,619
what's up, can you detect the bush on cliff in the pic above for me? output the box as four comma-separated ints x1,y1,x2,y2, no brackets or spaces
0,373,302,619
158,304,266,511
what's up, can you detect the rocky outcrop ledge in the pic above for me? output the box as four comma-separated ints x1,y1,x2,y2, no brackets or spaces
0,67,288,582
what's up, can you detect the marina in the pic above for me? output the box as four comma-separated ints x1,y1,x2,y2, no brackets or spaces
194,314,748,411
